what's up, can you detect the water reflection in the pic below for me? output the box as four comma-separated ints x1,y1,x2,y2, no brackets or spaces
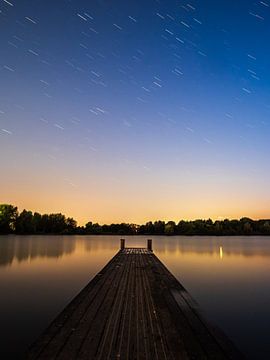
0,235,76,266
1,235,270,267
0,235,270,358
219,246,223,259
153,236,270,258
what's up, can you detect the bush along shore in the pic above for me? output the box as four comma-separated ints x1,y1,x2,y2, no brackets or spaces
1,204,270,236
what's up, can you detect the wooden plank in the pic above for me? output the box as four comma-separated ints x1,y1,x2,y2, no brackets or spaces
27,251,124,359
63,251,131,359
118,251,137,359
93,252,135,359
149,253,244,359
136,251,150,359
139,251,169,359
141,252,189,360
27,247,243,360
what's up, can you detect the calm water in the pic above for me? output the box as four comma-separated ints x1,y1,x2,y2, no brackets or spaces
0,235,270,359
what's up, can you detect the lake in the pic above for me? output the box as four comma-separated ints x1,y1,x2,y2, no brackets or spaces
0,235,270,358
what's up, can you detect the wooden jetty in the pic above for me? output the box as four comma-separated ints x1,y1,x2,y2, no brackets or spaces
27,239,243,359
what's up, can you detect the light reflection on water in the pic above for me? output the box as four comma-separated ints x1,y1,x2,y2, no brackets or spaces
0,235,270,358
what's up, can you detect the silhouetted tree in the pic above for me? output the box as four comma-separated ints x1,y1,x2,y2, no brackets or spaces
164,221,176,235
15,210,35,234
65,217,77,233
262,221,270,234
1,203,270,236
85,222,102,234
33,212,42,232
153,221,165,234
0,204,18,233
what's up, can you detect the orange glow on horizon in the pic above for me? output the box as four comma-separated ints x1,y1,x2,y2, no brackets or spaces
1,159,270,225
1,186,270,226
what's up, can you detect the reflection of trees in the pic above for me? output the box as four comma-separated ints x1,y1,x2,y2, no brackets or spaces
0,235,76,267
83,236,119,252
1,235,270,268
82,235,270,258
0,236,16,266
152,236,270,258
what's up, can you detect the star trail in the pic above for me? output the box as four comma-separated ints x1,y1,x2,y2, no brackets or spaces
1,0,270,223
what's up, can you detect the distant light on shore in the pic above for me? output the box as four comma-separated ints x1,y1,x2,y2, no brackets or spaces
219,246,223,260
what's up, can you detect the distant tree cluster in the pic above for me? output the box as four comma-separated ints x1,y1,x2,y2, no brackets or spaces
137,219,270,236
1,204,270,236
0,204,77,234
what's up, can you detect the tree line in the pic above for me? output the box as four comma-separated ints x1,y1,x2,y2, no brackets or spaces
1,204,270,236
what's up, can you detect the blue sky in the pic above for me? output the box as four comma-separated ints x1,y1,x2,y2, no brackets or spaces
1,0,270,223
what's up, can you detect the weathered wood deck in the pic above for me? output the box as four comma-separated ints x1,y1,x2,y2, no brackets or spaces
27,240,243,359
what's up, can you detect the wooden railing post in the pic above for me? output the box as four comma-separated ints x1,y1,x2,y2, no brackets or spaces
147,239,152,252
120,238,125,250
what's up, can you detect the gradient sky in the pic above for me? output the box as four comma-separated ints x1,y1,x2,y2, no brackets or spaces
1,0,270,224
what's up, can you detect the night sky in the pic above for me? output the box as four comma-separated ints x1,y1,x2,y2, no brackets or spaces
1,0,270,224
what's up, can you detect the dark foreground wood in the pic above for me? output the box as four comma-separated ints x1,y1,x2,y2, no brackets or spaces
27,244,243,359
